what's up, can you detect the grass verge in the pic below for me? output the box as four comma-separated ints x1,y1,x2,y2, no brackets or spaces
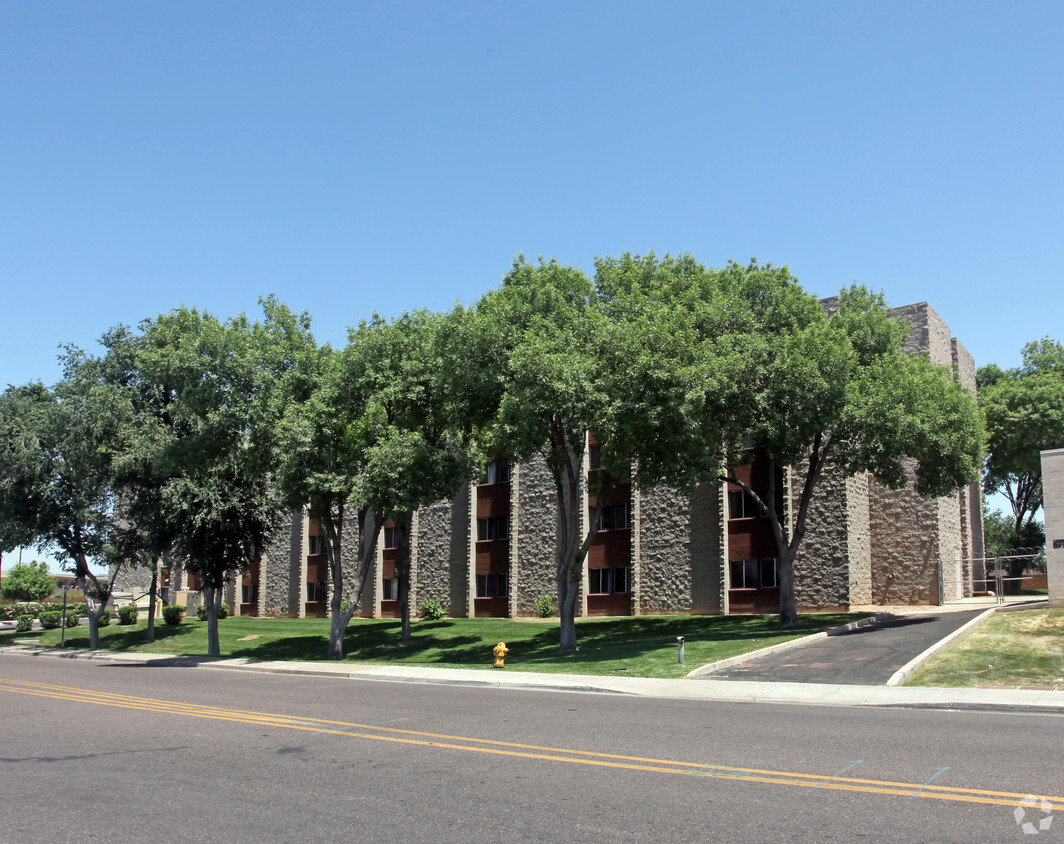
907,608,1064,689
0,612,864,679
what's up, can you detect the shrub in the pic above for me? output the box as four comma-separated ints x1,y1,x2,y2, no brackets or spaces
162,605,184,626
534,595,556,618
0,603,17,621
15,615,33,633
95,609,111,627
39,611,63,630
197,602,230,621
419,599,446,621
117,604,139,625
0,561,57,603
64,611,80,629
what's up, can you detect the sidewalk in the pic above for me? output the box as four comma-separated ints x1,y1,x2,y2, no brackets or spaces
3,597,1062,715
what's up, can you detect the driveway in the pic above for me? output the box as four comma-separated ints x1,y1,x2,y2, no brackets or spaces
704,609,988,685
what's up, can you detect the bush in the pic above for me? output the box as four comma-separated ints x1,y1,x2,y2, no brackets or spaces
0,561,57,603
534,595,556,618
95,609,111,627
162,605,184,626
419,599,446,621
39,611,63,630
197,602,230,621
117,604,139,625
73,602,88,617
0,603,17,621
64,611,80,629
15,615,33,633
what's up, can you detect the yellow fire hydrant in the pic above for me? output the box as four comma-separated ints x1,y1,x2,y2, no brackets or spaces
493,641,509,668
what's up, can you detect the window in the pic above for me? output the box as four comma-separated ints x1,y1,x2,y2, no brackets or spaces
384,526,402,549
759,558,780,589
589,567,631,594
482,459,511,485
382,578,398,600
477,515,509,542
589,568,611,595
241,583,259,605
307,581,328,602
729,558,780,589
727,488,782,520
588,443,602,469
593,502,633,531
475,572,508,598
308,534,326,555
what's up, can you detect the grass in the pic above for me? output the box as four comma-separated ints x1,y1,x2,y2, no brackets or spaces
0,612,865,679
907,608,1064,689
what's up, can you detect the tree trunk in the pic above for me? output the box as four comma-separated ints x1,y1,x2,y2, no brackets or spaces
777,549,799,627
145,559,158,644
557,569,579,652
204,585,221,657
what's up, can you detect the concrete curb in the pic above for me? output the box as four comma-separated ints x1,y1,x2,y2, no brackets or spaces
685,612,892,679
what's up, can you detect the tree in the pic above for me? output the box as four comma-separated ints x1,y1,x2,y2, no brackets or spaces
978,337,1064,562
481,254,728,652
135,299,309,656
710,270,983,626
275,342,371,660
0,354,131,646
0,561,56,603
340,307,495,646
983,508,1044,559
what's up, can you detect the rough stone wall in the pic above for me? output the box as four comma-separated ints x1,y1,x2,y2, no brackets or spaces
891,302,952,366
938,492,964,602
262,510,302,616
846,472,873,606
638,484,694,614
1040,448,1064,608
511,452,559,616
869,466,941,605
952,337,984,590
413,485,470,617
793,462,862,610
689,481,724,614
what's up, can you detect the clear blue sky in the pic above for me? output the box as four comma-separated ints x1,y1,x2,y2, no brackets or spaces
2,1,1060,568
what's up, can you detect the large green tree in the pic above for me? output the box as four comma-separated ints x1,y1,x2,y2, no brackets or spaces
340,306,495,646
136,298,311,656
482,254,729,652
710,269,983,626
978,338,1064,555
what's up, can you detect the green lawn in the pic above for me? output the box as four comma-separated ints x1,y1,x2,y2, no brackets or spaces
0,612,864,679
907,608,1064,689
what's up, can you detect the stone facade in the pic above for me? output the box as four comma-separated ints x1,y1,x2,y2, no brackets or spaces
1041,449,1064,609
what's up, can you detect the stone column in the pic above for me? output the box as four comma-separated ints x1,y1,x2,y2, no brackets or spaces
1040,448,1064,608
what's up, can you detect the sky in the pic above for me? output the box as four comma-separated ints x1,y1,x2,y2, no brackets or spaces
2,1,1062,568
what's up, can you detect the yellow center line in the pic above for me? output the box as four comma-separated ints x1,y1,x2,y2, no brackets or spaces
2,677,1060,810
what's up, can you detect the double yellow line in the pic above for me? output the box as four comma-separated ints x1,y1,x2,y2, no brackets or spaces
2,676,1060,810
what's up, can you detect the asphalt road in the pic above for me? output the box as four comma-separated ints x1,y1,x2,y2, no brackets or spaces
1,652,1061,843
709,609,988,685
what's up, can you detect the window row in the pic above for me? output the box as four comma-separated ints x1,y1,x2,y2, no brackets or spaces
728,558,780,590
307,580,328,602
477,515,509,542
476,572,508,598
727,488,783,520
588,566,630,595
308,534,327,555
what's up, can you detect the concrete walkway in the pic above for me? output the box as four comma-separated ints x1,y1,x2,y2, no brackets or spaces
3,596,1059,714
